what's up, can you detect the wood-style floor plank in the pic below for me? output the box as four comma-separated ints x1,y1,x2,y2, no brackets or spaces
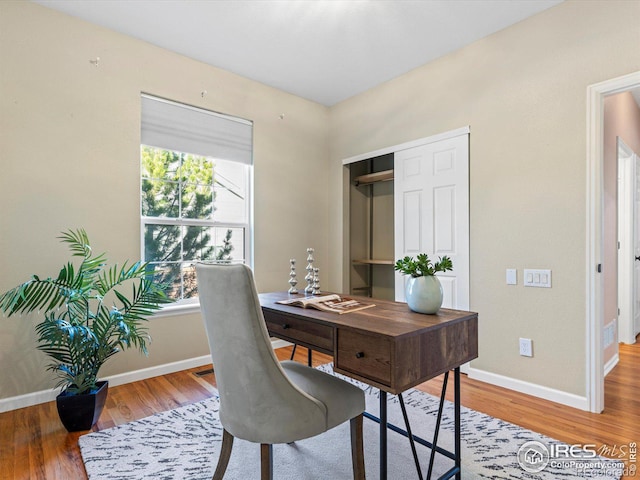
0,342,638,480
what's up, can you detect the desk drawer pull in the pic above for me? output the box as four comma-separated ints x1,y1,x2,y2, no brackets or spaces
355,352,365,359
282,324,290,330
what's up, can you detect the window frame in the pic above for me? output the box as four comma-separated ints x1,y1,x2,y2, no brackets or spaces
139,96,253,312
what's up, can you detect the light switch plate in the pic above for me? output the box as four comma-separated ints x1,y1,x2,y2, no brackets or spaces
524,269,551,288
506,269,517,285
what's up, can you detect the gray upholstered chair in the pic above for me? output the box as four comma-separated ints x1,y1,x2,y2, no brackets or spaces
196,263,366,480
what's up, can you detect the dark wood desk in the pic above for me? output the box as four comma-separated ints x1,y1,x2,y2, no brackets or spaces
259,292,479,480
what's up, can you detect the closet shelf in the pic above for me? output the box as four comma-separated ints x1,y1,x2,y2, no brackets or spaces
354,169,394,186
352,259,394,265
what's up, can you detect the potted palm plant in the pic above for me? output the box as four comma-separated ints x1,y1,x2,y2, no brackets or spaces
0,229,172,431
394,253,453,314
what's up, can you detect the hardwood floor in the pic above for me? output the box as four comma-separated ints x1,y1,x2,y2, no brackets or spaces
1,342,638,479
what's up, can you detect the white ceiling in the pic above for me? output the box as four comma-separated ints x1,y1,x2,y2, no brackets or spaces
34,0,564,106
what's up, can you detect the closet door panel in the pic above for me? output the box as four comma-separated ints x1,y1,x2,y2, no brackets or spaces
403,191,422,254
439,276,457,309
394,134,469,311
434,185,456,254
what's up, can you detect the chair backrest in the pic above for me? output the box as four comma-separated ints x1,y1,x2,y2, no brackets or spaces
196,263,326,443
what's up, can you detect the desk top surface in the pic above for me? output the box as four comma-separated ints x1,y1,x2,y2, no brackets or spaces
259,291,477,339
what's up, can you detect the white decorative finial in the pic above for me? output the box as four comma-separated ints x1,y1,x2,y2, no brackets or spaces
305,248,314,294
288,259,298,294
312,267,321,295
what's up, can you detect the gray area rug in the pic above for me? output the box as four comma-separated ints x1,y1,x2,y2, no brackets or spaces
79,364,622,479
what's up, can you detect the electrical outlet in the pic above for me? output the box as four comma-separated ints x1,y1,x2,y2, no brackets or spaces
519,338,533,357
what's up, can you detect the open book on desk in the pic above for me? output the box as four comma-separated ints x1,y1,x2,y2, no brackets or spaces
276,294,375,315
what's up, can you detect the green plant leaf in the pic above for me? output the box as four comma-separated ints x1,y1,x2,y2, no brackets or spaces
394,253,453,277
0,229,175,395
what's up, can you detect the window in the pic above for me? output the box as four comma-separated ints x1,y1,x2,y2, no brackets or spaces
140,95,252,302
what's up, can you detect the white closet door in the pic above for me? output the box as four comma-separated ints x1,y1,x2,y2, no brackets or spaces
394,134,469,310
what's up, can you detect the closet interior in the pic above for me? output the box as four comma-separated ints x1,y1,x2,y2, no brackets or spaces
348,153,395,301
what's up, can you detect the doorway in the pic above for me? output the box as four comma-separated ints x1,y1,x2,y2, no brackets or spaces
617,138,640,346
587,71,640,413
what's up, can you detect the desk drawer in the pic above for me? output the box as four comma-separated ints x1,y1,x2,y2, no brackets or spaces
264,311,333,353
336,329,391,385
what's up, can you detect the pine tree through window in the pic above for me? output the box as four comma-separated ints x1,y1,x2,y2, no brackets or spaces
140,95,252,302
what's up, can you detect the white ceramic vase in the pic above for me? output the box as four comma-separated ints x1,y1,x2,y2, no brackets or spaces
405,275,443,314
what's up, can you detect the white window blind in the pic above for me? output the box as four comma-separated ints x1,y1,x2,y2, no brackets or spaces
141,94,252,165
140,94,253,303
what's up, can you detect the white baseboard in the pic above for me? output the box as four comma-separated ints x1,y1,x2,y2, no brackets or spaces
467,366,589,411
0,338,293,413
603,353,619,377
0,388,61,414
104,355,213,387
0,355,212,414
271,338,293,350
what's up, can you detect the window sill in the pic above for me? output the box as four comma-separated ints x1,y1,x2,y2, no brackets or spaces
151,301,201,319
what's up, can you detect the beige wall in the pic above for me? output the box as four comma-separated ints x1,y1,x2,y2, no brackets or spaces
0,1,329,400
2,0,640,405
603,92,640,364
328,0,640,397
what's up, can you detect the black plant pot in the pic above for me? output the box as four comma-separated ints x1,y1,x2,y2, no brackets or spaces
56,381,108,432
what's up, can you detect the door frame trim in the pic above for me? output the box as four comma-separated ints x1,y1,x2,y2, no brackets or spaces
586,71,640,413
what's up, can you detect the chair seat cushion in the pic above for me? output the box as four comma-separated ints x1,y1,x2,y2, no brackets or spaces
281,361,365,430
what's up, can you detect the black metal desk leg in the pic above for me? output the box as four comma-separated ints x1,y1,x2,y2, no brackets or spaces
454,367,461,480
426,371,449,479
289,345,312,366
380,390,387,480
362,376,461,480
398,393,424,480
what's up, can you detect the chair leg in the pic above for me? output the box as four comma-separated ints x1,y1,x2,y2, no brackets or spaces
261,443,273,480
212,429,234,480
350,414,366,480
